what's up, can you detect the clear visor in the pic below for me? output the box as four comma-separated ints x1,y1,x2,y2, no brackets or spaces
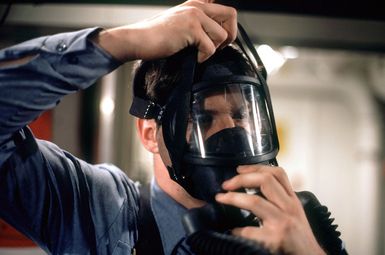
186,83,275,159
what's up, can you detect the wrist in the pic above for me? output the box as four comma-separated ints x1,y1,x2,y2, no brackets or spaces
92,26,140,62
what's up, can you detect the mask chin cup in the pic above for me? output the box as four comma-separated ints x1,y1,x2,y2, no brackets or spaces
183,127,252,202
184,164,237,203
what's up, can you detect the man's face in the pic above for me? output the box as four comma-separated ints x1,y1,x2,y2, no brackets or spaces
187,86,251,142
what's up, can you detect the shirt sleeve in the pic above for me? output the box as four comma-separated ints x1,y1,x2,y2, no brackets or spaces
0,28,139,254
0,27,121,166
0,129,140,254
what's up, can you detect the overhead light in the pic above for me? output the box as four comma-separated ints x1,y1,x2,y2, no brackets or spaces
280,46,299,59
100,97,115,116
256,44,286,74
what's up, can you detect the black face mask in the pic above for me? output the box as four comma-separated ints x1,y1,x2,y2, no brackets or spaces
184,127,252,202
129,23,279,203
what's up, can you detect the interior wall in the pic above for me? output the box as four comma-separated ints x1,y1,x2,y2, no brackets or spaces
96,63,154,183
269,48,383,254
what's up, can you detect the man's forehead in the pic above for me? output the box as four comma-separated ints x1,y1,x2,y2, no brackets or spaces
201,91,244,110
197,85,243,98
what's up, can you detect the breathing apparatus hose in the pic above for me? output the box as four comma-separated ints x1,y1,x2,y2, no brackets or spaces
297,191,348,255
184,191,346,255
187,230,271,255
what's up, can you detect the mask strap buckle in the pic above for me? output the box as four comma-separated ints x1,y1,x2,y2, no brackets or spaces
129,97,164,120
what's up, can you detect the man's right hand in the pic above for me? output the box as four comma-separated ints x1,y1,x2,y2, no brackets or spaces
92,0,237,63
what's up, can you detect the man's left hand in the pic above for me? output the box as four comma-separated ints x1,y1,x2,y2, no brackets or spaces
215,164,326,255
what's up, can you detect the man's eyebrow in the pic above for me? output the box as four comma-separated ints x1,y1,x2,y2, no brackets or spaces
232,105,246,112
199,109,216,115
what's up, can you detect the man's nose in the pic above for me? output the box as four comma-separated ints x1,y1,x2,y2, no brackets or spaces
217,114,235,129
205,114,235,139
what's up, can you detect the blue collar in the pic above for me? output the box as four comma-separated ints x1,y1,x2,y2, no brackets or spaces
150,178,190,254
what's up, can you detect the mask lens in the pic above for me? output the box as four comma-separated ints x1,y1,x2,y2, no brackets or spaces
187,83,274,159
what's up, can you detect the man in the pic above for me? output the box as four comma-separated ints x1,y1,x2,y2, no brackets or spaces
0,0,341,254
132,46,327,255
0,1,238,254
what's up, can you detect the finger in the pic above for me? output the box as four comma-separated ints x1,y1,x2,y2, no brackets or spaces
195,8,229,48
198,2,237,42
237,164,264,173
161,5,223,62
202,3,237,44
195,28,217,62
238,165,295,196
222,171,291,210
215,191,280,220
266,166,295,196
183,1,237,44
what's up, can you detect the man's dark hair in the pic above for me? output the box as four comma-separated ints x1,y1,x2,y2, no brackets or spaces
133,45,255,107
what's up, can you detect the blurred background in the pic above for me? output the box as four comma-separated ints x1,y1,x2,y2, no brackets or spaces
0,1,384,254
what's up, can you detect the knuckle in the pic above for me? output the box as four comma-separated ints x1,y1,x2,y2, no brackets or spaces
271,166,283,174
182,0,200,8
228,6,237,19
198,45,215,60
261,172,274,184
272,166,289,180
217,30,228,42
276,167,287,177
228,31,237,42
206,44,216,55
184,19,200,37
255,164,268,172
186,6,202,19
250,194,261,205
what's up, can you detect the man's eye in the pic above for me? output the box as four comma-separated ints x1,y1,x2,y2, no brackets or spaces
195,114,213,126
233,110,248,120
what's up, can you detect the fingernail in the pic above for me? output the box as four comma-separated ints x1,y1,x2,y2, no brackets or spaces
215,193,225,200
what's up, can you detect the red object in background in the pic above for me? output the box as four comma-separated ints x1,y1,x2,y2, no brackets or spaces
0,221,37,247
29,111,53,141
0,111,53,247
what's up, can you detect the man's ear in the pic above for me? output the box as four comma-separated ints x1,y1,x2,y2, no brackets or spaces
136,118,159,153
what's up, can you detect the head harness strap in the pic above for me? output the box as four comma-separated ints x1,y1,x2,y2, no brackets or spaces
129,61,163,120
